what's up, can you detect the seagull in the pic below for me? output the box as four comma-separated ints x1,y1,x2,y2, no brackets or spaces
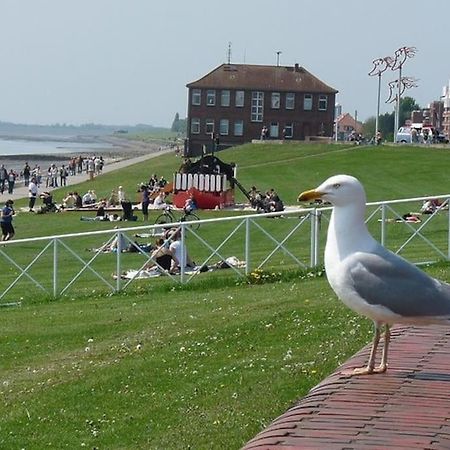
298,174,450,375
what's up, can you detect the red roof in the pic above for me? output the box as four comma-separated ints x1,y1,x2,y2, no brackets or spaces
187,63,338,94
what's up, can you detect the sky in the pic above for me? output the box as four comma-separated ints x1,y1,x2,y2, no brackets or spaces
0,0,449,128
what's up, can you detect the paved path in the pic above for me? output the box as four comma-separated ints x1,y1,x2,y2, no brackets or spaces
243,325,450,449
1,147,174,202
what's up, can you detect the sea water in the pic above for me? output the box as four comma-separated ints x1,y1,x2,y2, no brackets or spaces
0,137,111,156
0,137,113,171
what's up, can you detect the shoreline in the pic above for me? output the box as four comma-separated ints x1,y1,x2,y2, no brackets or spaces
0,136,169,171
2,144,175,202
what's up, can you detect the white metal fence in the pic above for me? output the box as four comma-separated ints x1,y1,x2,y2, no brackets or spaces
1,194,449,303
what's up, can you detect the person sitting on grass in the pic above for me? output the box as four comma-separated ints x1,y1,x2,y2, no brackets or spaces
168,229,195,272
153,191,167,209
142,238,174,272
62,192,76,209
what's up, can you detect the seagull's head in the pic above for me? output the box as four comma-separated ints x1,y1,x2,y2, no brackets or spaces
298,174,366,207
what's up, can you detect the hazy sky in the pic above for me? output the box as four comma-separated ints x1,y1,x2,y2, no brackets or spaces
1,0,448,127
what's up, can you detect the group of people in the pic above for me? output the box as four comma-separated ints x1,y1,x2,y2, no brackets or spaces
0,154,106,196
0,165,19,195
248,186,284,213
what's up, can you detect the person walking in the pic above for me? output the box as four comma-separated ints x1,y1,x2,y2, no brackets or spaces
59,165,68,187
7,169,16,194
0,164,7,194
140,184,150,222
23,162,31,187
1,199,15,241
28,177,38,212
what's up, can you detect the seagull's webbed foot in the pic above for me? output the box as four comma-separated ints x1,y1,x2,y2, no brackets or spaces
341,323,390,376
349,362,387,376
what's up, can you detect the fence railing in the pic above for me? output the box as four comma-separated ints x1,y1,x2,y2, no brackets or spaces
1,193,450,303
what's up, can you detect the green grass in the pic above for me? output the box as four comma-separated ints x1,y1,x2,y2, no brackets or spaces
3,141,450,448
0,275,373,448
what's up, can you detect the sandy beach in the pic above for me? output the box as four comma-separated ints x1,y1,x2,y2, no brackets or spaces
1,137,175,201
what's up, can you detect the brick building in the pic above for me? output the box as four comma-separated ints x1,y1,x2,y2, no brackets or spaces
335,112,363,141
185,63,338,155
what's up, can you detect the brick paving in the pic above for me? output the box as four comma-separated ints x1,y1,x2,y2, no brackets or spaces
243,325,450,449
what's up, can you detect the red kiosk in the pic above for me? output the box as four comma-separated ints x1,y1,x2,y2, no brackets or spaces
172,155,239,210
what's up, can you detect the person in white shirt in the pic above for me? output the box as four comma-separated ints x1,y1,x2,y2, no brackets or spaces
168,229,194,272
153,191,166,209
28,178,38,212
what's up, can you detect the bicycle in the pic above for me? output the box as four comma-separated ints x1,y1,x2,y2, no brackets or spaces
154,205,200,230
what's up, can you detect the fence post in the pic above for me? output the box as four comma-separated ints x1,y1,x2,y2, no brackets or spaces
310,211,316,268
180,225,186,283
245,217,250,275
380,204,386,247
313,210,321,266
53,238,58,298
116,230,122,292
448,197,450,261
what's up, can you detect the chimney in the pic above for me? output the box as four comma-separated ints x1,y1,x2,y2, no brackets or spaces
294,63,299,71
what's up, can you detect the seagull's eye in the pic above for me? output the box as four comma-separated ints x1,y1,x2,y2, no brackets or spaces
333,183,341,189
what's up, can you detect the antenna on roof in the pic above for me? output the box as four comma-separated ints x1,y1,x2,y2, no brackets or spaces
227,42,232,64
276,51,282,66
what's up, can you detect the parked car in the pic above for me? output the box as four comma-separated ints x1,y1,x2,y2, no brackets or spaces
395,127,412,143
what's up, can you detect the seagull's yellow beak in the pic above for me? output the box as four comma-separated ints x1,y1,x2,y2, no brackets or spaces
297,189,323,202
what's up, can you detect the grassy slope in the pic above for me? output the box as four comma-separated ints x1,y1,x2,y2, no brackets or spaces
3,141,450,448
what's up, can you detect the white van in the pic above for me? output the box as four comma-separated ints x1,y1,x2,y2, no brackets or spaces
395,127,412,143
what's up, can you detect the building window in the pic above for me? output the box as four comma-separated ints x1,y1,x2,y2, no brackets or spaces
235,90,245,107
221,90,230,107
318,95,328,111
191,118,200,134
219,119,229,135
205,119,214,135
286,93,295,110
270,122,279,138
271,92,280,109
304,94,313,111
192,89,201,106
284,122,293,138
251,91,264,122
206,90,216,106
234,120,244,136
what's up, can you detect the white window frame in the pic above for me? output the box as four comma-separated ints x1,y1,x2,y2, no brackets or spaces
304,94,313,111
221,90,230,107
191,118,200,134
206,90,216,106
234,120,244,136
318,95,328,111
284,123,293,138
285,93,295,110
270,122,279,138
251,91,264,122
205,119,214,135
271,92,281,109
235,90,245,107
219,119,229,135
192,89,201,106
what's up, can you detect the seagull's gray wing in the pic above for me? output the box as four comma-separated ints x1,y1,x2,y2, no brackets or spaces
345,245,450,318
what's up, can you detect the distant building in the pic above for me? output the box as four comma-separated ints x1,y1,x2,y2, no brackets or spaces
185,63,338,156
335,112,363,141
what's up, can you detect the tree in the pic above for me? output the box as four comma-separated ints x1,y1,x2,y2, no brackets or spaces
363,96,420,142
171,113,186,133
399,96,420,127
